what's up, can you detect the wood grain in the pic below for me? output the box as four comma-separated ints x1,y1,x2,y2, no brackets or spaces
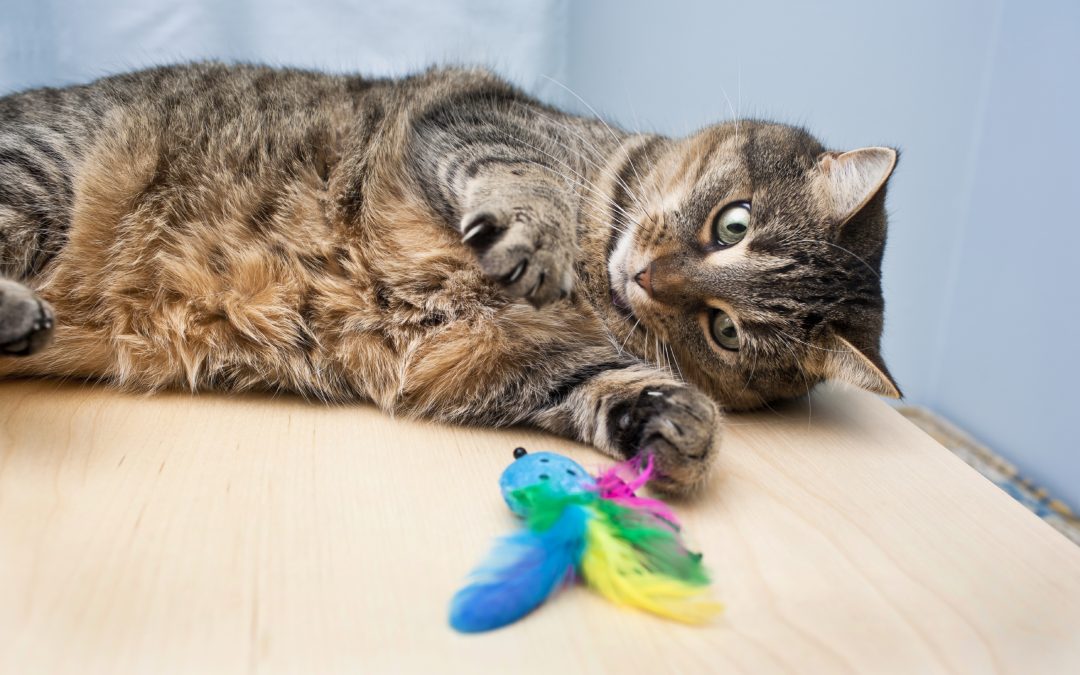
1,379,1078,674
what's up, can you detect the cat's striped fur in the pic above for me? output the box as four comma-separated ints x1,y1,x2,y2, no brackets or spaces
0,63,899,492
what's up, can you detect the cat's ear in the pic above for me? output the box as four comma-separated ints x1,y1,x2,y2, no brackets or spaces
818,334,902,398
817,147,897,225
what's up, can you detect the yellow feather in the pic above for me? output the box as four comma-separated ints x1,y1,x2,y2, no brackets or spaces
580,517,723,624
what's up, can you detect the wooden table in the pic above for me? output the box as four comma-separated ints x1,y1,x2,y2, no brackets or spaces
1,379,1078,674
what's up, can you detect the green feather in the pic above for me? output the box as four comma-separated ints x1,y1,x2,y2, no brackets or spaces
593,499,710,585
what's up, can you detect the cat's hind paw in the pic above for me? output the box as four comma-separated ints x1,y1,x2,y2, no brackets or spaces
0,280,54,356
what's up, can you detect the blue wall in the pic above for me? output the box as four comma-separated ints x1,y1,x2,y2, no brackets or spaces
931,0,1080,501
1,1,1077,502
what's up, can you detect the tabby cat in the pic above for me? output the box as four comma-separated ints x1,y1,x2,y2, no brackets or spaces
0,63,899,492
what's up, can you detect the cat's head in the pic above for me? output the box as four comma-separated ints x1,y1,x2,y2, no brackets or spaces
608,121,899,409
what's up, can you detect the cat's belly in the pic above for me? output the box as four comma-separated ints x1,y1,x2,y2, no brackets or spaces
0,137,532,408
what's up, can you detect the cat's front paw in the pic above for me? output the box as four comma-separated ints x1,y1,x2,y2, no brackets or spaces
608,384,721,494
0,279,54,356
460,207,575,308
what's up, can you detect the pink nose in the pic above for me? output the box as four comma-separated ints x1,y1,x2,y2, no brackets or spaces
634,263,653,297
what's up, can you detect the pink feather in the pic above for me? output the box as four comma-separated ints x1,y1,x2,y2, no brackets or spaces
593,454,680,527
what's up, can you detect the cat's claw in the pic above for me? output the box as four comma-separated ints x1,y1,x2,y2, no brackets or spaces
609,384,721,493
460,209,575,308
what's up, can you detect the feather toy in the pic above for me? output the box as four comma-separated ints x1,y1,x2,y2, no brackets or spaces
449,447,722,633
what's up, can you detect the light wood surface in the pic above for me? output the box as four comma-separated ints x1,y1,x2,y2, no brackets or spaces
1,379,1078,675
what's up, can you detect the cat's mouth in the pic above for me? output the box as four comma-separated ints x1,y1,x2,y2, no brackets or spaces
607,230,640,322
610,266,651,326
611,285,635,320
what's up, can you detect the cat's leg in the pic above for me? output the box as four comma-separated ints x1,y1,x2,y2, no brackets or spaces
530,359,721,494
410,95,580,307
453,161,577,308
395,308,721,493
0,137,65,356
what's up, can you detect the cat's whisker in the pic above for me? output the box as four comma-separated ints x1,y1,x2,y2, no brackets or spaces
792,238,881,279
737,58,743,148
773,328,845,353
625,98,659,193
642,209,671,252
619,316,642,352
511,101,659,229
494,148,637,232
486,134,642,229
605,332,625,358
629,104,662,181
665,342,683,381
652,333,678,380
528,160,638,239
773,334,816,430
739,350,758,396
507,103,634,196
535,108,667,238
538,76,659,228
623,136,671,229
640,328,654,367
515,104,626,185
718,90,739,146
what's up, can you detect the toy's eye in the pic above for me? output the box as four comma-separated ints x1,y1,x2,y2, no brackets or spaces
513,447,527,459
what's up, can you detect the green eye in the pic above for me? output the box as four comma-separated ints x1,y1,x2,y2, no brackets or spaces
712,201,751,246
709,309,740,351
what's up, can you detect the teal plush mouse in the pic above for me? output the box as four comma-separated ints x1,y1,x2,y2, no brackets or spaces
450,447,722,632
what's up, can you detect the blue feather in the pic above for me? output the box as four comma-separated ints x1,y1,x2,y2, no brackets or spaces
449,504,588,633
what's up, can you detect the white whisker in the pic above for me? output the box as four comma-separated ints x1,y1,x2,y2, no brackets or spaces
792,238,880,279
511,101,661,230
619,316,642,352
539,75,659,226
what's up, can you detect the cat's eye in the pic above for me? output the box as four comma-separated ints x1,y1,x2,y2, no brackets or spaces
709,309,740,351
712,202,751,247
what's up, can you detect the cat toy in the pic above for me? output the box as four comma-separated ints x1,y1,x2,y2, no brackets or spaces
449,447,723,632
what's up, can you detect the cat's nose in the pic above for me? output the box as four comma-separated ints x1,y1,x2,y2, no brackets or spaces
634,264,654,297
636,255,694,307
